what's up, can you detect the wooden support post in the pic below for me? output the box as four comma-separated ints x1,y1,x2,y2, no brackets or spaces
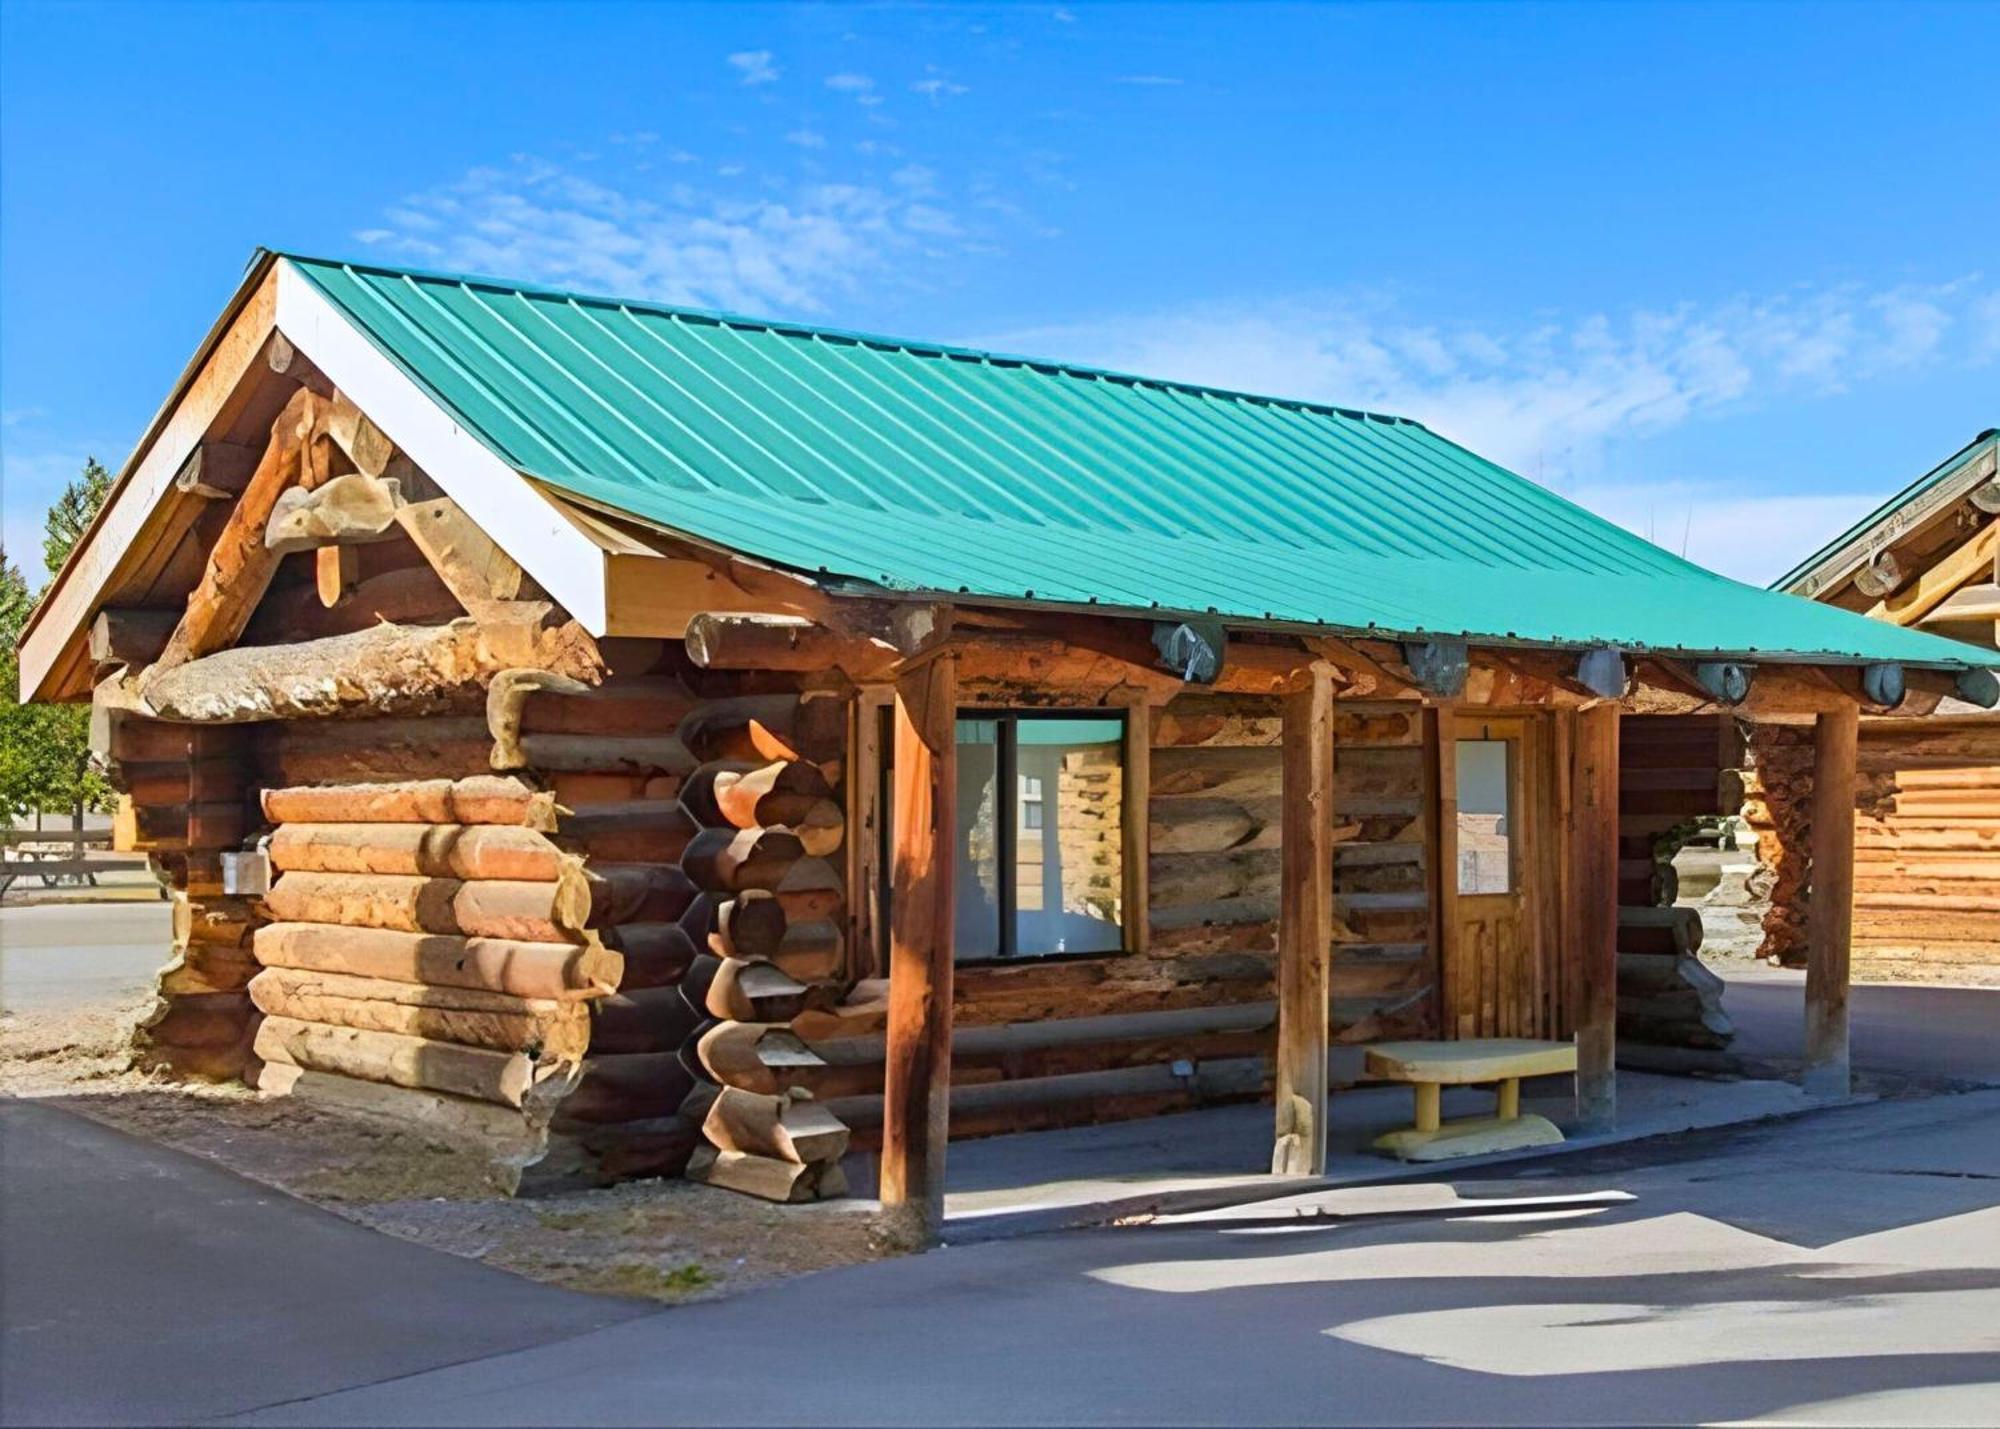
1273,662,1334,1176
880,654,957,1246
1571,702,1620,1132
1804,704,1858,1098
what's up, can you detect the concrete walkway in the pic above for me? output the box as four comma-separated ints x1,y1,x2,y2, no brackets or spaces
232,1090,2000,1427
0,1101,648,1427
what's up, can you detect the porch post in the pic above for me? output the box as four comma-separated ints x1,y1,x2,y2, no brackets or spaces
1274,661,1335,1176
1804,704,1858,1098
1571,702,1620,1132
880,653,957,1245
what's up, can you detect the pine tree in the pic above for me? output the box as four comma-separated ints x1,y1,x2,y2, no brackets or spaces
43,456,111,577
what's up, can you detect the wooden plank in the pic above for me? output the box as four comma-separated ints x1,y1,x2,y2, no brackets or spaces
880,654,957,1246
1434,709,1462,1038
1570,703,1620,1131
1273,662,1334,1176
1805,704,1858,1097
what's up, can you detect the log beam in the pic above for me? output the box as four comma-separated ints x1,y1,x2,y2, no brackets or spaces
1273,661,1334,1176
1570,702,1620,1131
151,386,328,674
880,653,957,1246
265,471,406,554
1804,704,1858,1097
685,612,896,677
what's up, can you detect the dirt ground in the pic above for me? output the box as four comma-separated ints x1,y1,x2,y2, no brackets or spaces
0,992,886,1304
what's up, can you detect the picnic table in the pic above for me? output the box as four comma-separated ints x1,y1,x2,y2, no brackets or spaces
0,827,113,895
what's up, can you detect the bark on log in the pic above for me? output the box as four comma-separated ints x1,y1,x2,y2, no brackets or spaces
253,1015,564,1108
261,777,555,829
253,921,621,999
140,616,600,724
247,967,590,1059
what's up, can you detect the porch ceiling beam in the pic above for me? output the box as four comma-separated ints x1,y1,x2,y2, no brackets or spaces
880,651,958,1247
1273,659,1335,1177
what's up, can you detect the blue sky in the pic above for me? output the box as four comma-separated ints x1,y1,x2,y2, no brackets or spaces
3,1,1996,587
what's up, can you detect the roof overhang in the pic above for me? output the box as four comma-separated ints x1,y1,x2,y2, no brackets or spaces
17,255,617,702
1776,430,2000,600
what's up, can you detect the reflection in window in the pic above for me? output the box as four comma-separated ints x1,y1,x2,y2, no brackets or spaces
1456,737,1513,895
884,712,1125,962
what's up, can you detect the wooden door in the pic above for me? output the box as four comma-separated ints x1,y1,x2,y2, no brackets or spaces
1439,711,1561,1039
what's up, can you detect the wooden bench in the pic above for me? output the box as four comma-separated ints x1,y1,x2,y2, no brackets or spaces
1364,1038,1576,1162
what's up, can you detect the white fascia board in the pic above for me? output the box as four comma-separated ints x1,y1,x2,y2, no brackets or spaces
273,259,610,634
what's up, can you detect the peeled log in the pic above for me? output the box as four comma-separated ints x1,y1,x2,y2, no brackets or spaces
262,777,554,829
702,1086,851,1164
261,868,686,943
581,864,697,927
90,608,179,673
269,823,567,881
683,760,838,831
685,612,895,674
1616,905,1704,956
706,958,812,1023
558,1052,696,1124
265,471,405,554
686,1146,841,1202
697,1021,827,1096
510,735,694,776
140,616,600,724
683,827,807,893
519,676,697,736
587,986,701,1055
553,801,699,865
253,921,620,1000
604,922,698,989
253,1015,562,1107
677,694,845,765
247,967,590,1059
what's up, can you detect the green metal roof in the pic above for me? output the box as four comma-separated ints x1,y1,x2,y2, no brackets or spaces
289,254,1988,670
1771,429,1999,597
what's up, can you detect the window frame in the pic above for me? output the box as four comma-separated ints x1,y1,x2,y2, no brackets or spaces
874,705,1135,966
1452,729,1520,899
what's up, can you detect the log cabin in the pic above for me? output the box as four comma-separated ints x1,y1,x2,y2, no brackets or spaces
1758,430,2000,983
17,252,1997,1236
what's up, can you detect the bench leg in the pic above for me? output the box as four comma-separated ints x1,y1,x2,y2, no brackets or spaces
1497,1078,1520,1121
1414,1082,1441,1134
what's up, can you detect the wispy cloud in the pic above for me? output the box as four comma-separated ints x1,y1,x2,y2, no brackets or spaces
1113,74,1183,86
358,153,993,316
911,68,970,102
825,72,882,106
980,277,2000,581
727,50,779,86
785,128,828,150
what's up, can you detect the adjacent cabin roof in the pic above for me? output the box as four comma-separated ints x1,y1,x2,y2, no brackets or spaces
1772,429,2000,600
285,255,1984,668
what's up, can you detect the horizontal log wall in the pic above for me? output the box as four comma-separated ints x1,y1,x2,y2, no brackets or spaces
1750,715,2000,978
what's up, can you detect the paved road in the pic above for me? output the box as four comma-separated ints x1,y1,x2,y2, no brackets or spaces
1721,966,2000,1086
5,1090,1997,1426
0,903,172,1013
0,1101,649,1426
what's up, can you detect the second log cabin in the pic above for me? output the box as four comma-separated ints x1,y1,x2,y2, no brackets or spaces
17,252,1997,1231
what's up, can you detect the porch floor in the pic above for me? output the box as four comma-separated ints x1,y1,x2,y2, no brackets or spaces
844,1069,1823,1239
